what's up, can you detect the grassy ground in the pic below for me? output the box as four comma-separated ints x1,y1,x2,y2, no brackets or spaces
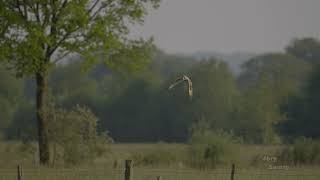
0,142,320,180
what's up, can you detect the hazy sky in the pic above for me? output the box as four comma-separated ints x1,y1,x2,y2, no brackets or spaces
132,0,320,54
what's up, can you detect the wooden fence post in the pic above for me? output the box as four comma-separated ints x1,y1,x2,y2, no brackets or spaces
17,165,22,180
125,160,133,180
230,163,235,180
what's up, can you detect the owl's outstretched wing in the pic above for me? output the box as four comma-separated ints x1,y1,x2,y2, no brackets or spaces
168,77,184,90
168,75,193,98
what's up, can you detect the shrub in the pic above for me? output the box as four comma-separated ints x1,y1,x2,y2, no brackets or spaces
278,137,320,165
46,104,113,166
188,129,240,169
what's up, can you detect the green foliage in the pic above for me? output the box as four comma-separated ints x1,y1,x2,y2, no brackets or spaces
278,137,320,165
0,0,160,76
45,104,112,166
95,51,197,142
189,127,240,168
5,102,37,141
0,67,23,103
235,78,283,144
280,66,320,139
189,59,239,131
101,58,240,142
3,37,320,145
49,61,102,111
239,53,312,96
286,38,320,64
236,53,312,144
0,98,13,132
0,67,24,132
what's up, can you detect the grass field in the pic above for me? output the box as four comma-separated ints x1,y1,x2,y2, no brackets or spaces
1,167,320,180
0,142,320,180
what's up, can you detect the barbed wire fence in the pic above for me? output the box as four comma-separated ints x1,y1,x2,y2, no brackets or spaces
0,161,320,180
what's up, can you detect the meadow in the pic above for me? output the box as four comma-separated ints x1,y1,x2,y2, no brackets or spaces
1,142,319,180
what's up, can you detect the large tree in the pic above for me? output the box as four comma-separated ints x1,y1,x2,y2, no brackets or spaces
189,59,239,130
286,38,320,64
237,53,312,143
280,66,320,139
0,0,159,165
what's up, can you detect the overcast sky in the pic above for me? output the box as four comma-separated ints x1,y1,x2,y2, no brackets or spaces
132,0,320,54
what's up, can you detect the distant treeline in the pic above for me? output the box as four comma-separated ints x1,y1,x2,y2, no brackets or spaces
1,37,320,144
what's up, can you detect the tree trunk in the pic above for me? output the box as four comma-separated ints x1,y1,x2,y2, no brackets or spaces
36,71,50,165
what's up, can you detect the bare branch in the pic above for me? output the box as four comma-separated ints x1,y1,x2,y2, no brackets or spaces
13,0,26,20
27,2,41,23
61,0,68,9
22,0,28,20
89,1,110,21
43,0,109,61
45,0,71,57
35,2,41,23
47,25,83,58
52,50,72,64
88,0,100,15
42,3,50,27
89,6,104,21
0,22,9,38
52,0,68,21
